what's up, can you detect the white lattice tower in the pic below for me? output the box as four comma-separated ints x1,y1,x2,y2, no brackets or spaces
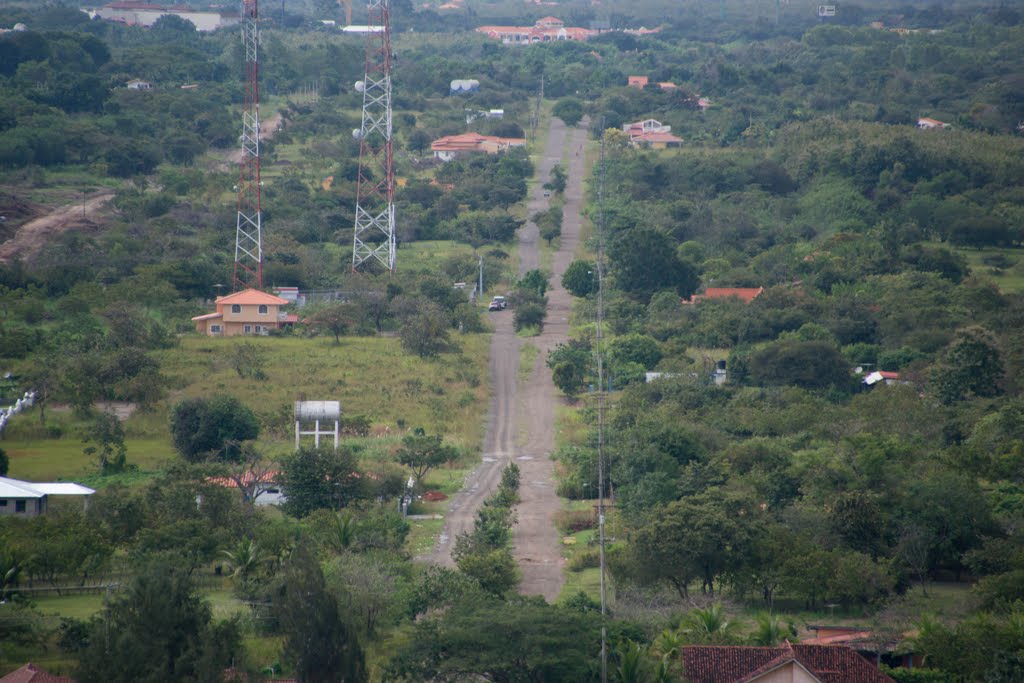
234,0,263,291
352,0,396,272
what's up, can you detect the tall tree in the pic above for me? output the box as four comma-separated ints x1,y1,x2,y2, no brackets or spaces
280,446,364,518
277,548,366,683
76,564,241,683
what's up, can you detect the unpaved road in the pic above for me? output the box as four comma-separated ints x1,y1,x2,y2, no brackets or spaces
0,192,115,264
424,116,589,602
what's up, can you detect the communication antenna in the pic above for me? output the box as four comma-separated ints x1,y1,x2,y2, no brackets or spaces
233,0,263,291
596,120,609,683
352,0,396,272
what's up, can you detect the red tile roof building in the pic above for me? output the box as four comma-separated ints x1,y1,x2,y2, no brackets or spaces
191,288,292,337
0,663,75,683
681,644,896,683
431,132,526,161
683,287,765,304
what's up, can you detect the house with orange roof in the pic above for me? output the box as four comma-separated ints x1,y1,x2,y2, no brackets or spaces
627,75,649,88
191,289,296,337
630,131,683,149
682,287,764,305
917,117,951,130
207,469,284,506
430,132,526,161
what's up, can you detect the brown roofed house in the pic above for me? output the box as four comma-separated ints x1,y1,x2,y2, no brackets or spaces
681,643,896,683
191,288,293,337
683,287,764,305
0,663,75,683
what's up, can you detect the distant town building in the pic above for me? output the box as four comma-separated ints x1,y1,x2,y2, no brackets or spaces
430,132,526,162
125,78,152,90
622,119,672,138
917,117,951,130
476,16,596,44
0,477,94,517
683,287,764,305
93,2,240,32
627,76,649,88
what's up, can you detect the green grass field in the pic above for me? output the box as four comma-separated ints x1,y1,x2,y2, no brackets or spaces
3,330,491,489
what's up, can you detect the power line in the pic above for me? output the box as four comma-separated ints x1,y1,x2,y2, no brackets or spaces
596,118,609,683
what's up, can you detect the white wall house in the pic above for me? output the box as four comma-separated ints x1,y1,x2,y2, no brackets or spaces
0,477,95,517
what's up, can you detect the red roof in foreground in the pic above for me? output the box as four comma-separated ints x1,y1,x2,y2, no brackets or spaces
0,663,75,683
682,644,894,683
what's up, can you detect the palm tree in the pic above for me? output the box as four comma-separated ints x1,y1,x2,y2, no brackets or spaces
749,613,793,646
681,603,740,645
326,511,357,552
221,539,267,599
614,640,650,683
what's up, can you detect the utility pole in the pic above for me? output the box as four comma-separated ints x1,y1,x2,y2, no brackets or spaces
596,121,609,683
478,255,484,298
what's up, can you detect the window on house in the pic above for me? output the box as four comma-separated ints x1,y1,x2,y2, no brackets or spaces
231,304,241,313
211,325,222,333
244,325,252,334
15,500,26,513
255,326,263,334
258,305,268,314
0,499,7,507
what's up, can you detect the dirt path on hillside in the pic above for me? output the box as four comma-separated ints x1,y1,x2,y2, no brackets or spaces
424,116,589,603
219,110,285,169
0,192,115,265
512,118,589,600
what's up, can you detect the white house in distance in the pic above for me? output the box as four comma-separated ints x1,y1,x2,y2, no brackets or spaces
91,2,241,32
0,477,95,517
125,78,152,90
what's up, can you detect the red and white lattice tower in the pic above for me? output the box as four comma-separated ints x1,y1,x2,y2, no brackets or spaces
352,0,395,272
233,0,263,291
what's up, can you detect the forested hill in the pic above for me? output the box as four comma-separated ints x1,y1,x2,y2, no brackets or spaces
1,1,1024,681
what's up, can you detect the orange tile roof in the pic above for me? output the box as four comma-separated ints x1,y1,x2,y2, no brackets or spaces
215,289,290,306
431,133,526,153
684,287,764,304
191,312,223,322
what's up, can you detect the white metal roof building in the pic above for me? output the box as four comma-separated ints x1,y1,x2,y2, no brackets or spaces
0,476,95,517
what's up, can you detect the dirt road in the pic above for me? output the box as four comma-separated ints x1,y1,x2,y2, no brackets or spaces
0,192,115,264
425,116,589,603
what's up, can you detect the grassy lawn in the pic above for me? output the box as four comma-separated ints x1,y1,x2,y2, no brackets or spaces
943,243,1024,294
152,333,490,450
5,435,174,484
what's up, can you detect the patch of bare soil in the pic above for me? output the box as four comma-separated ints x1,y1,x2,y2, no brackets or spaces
217,110,285,171
0,192,115,265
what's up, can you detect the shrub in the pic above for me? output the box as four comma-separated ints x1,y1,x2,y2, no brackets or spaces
554,509,596,535
568,548,601,572
515,302,546,332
